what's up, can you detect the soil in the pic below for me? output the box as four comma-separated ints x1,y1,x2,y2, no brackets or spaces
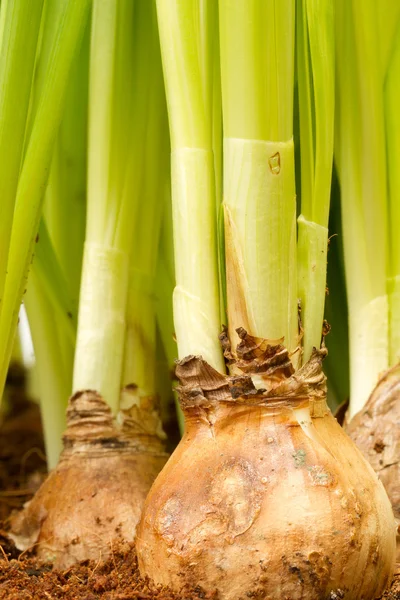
0,377,398,599
0,538,216,600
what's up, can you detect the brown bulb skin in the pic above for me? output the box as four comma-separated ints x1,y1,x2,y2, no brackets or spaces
11,390,168,568
137,337,396,600
346,364,400,559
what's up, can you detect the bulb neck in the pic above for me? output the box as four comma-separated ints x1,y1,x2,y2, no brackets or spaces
61,390,166,458
176,328,328,429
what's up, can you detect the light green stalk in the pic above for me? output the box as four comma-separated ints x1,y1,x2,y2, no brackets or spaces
297,0,334,363
121,0,169,405
44,21,89,309
156,0,224,372
211,8,222,213
377,0,400,76
0,0,8,49
24,220,76,466
0,0,44,328
34,221,77,339
219,0,297,358
154,193,183,432
22,21,87,459
27,22,90,465
73,0,141,412
208,2,225,328
385,22,400,365
23,28,88,463
155,185,176,376
0,0,91,403
335,0,388,417
25,268,70,469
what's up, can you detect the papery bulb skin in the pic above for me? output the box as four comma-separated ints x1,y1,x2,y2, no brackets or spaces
11,390,168,568
346,364,400,559
137,332,396,600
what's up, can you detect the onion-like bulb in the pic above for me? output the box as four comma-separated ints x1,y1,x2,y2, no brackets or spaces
346,364,400,560
11,390,168,568
137,331,396,600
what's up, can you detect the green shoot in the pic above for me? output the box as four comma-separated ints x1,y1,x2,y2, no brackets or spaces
297,0,334,362
73,0,135,412
335,0,389,417
385,21,400,364
0,0,44,367
0,0,90,404
25,266,71,468
22,9,89,467
121,0,169,408
219,0,297,357
43,22,89,310
156,0,225,373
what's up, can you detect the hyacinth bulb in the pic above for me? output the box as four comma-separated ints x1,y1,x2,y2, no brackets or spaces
136,331,396,600
346,364,400,559
11,390,168,568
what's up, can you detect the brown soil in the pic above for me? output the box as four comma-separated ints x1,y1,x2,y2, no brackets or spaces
0,538,216,600
0,374,398,600
0,538,398,600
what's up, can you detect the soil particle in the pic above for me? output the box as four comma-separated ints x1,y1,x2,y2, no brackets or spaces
329,591,344,600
